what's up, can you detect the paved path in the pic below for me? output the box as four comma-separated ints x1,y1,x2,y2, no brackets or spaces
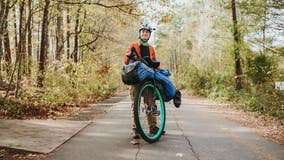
47,95,284,160
0,120,89,153
0,93,126,154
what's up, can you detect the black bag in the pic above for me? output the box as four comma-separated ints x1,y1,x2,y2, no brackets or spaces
121,61,141,85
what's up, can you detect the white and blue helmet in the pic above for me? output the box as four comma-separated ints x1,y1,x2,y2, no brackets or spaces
138,24,155,41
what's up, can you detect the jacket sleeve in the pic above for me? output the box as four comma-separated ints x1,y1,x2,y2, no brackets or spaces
150,46,157,61
150,46,161,70
124,43,133,65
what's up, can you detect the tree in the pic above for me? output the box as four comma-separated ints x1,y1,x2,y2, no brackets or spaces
238,0,284,55
0,0,153,103
13,4,18,56
56,1,64,61
37,0,50,87
27,0,33,74
72,6,81,63
15,0,28,96
66,7,71,59
3,17,11,75
231,0,243,90
0,0,11,82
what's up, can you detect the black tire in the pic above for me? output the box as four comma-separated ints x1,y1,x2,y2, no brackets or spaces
134,81,166,143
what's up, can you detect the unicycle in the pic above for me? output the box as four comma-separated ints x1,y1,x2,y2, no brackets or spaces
124,48,166,143
133,80,166,143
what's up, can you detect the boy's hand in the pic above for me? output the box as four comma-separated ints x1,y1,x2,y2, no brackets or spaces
160,69,171,77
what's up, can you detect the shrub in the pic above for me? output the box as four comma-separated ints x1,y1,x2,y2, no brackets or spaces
18,59,121,107
247,54,279,84
241,83,284,118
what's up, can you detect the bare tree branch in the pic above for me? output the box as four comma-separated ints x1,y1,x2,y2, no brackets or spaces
58,0,141,16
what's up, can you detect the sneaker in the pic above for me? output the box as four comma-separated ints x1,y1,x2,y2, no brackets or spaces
130,138,140,145
149,126,166,135
132,134,140,139
130,132,140,145
173,90,181,108
132,130,140,139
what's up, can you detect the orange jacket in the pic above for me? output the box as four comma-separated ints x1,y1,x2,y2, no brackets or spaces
124,41,160,69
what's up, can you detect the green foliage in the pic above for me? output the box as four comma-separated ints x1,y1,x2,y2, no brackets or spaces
186,66,213,96
179,58,283,119
184,65,228,97
1,102,22,116
156,0,284,120
247,54,279,84
277,47,284,54
241,83,284,119
18,57,121,107
235,53,283,119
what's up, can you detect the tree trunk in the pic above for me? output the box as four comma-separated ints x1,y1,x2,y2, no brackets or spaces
37,0,50,87
14,5,18,55
37,17,40,62
73,6,81,63
1,1,16,100
66,7,71,59
3,20,11,75
27,0,32,75
0,35,3,82
231,0,242,90
262,1,268,55
0,1,3,81
0,0,10,82
18,0,27,69
0,0,7,29
56,1,64,61
46,25,49,64
16,0,27,96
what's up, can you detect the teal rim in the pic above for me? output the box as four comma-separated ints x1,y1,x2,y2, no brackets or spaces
137,83,165,140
